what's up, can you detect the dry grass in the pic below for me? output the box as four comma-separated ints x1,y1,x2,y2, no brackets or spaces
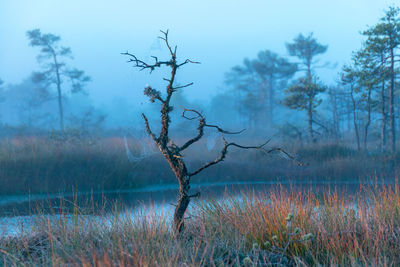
0,136,398,195
201,185,400,266
0,136,155,194
1,185,400,266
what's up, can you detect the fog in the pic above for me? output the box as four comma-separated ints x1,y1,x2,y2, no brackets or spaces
0,1,395,112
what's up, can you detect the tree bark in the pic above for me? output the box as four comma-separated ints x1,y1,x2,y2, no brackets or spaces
173,176,191,233
163,151,192,233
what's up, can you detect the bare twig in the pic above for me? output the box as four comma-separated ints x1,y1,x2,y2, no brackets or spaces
188,139,229,177
173,82,194,90
142,113,157,143
263,148,305,167
159,30,175,57
189,192,201,198
183,109,245,133
182,109,202,120
180,109,245,152
121,52,173,72
178,59,201,67
122,30,199,74
189,138,303,177
179,117,205,151
205,124,246,135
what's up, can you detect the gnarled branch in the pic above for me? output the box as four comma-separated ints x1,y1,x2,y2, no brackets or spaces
189,138,303,178
122,30,199,74
205,124,246,135
142,113,157,143
121,52,174,72
189,191,201,198
188,139,229,177
173,82,194,90
262,148,305,167
179,109,246,152
182,109,245,134
159,30,175,58
178,59,200,67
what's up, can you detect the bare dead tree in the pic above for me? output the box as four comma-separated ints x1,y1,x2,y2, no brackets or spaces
123,30,302,234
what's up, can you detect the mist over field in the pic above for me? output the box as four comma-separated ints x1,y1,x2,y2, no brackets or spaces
1,1,400,266
0,0,396,127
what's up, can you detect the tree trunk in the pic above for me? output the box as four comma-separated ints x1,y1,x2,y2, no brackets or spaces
381,78,387,151
331,89,339,142
363,85,372,150
173,178,191,233
161,148,192,234
56,78,64,131
268,75,274,127
306,62,312,81
52,53,64,131
307,101,314,143
350,85,360,151
346,99,351,132
389,47,396,153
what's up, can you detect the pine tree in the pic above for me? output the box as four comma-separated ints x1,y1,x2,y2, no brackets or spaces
362,6,400,152
283,77,326,143
27,29,91,131
284,33,328,142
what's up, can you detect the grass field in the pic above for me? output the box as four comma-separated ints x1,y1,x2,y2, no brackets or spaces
1,185,400,266
0,136,398,195
1,135,400,265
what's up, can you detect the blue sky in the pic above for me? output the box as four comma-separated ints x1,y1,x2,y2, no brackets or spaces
0,0,396,106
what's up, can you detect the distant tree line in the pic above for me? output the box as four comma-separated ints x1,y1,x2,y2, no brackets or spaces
220,5,400,152
0,5,398,152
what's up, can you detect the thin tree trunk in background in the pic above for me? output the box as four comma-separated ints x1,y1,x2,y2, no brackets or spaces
363,85,372,150
268,76,274,127
332,89,339,142
52,53,64,131
350,85,360,151
347,98,351,132
307,101,314,143
261,80,270,127
381,77,387,151
306,64,315,143
389,46,396,153
306,61,312,81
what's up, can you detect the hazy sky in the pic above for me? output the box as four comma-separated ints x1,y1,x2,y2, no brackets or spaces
0,0,397,106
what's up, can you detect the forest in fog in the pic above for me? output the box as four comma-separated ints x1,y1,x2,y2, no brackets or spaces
1,6,400,154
